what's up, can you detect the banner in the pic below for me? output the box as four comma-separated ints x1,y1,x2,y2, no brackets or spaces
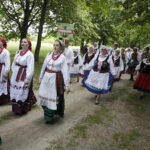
56,23,75,39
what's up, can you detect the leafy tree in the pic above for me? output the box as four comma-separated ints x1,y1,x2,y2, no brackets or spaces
0,0,42,42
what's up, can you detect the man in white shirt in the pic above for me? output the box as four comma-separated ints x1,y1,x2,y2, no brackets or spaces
64,39,74,82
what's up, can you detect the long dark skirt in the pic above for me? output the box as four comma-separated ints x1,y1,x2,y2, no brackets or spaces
0,94,10,105
12,82,37,115
43,94,65,122
0,79,10,105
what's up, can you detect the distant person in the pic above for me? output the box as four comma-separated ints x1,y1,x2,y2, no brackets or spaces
141,47,150,60
64,39,74,83
0,37,10,105
126,47,139,81
109,43,119,55
70,49,83,82
110,49,124,81
93,42,99,54
121,48,126,73
39,40,69,123
10,38,37,115
125,47,133,63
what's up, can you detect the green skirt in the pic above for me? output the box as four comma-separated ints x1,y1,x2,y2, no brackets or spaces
0,137,2,145
43,95,65,122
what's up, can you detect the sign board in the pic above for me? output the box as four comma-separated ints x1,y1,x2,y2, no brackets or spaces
56,23,75,39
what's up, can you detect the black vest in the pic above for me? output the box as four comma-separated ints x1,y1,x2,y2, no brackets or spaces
83,53,95,64
112,56,120,67
93,55,110,73
74,56,79,64
139,61,150,74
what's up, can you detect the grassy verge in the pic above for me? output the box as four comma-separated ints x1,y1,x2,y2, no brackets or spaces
45,107,111,150
112,129,140,150
0,113,14,124
45,80,150,150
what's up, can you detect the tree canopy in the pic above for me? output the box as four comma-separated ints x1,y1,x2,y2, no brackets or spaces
0,0,149,61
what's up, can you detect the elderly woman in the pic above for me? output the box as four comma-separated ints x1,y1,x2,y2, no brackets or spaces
10,38,36,115
0,37,10,105
39,40,69,123
134,52,150,99
110,49,124,81
84,46,114,104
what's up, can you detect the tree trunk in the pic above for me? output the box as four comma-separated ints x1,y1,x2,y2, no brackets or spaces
80,39,85,54
19,0,31,49
34,0,49,62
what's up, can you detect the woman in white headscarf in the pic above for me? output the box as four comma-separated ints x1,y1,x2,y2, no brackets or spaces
84,46,114,104
82,46,96,85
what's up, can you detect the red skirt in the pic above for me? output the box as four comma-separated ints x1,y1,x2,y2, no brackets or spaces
133,73,150,93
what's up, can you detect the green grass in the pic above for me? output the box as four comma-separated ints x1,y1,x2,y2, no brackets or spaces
113,129,140,150
31,104,40,110
72,124,88,139
65,140,79,147
45,145,64,150
84,107,111,125
0,113,14,124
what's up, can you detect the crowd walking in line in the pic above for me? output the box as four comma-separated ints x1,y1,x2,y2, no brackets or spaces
0,36,150,145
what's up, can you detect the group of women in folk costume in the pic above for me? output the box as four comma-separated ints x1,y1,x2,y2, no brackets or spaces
0,37,149,121
0,37,71,124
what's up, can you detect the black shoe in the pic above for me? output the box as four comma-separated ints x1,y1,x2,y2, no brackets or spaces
45,119,54,124
139,95,145,99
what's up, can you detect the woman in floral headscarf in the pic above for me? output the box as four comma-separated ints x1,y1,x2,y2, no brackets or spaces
0,37,10,105
10,38,36,115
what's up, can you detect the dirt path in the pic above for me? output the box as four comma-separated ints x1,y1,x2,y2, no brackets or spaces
0,79,101,150
0,75,149,150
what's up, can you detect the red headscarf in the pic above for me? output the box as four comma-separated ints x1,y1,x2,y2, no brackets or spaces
0,37,7,48
27,40,32,51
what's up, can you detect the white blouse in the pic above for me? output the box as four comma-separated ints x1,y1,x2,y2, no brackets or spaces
39,52,69,87
0,48,10,77
64,47,74,65
11,50,34,81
